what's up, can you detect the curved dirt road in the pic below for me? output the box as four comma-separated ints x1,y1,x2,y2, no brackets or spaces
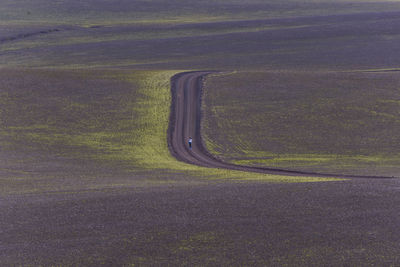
168,71,395,179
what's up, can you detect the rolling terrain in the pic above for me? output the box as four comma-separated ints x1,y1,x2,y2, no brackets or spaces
169,71,395,179
1,1,400,70
1,0,400,265
203,70,400,177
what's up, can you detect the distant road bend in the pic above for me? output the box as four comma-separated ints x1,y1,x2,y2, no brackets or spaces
168,71,395,179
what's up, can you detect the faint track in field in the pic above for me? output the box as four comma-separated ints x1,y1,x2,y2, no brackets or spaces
0,28,62,44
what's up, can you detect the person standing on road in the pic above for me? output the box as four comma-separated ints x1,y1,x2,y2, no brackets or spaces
188,137,193,149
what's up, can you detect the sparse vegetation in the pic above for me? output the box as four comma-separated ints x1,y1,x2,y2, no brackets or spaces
203,71,400,176
2,1,400,69
2,0,400,265
0,69,336,195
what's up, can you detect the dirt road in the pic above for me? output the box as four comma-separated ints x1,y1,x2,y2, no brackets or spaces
168,71,395,179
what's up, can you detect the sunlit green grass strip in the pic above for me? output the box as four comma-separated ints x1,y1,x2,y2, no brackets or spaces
119,70,343,183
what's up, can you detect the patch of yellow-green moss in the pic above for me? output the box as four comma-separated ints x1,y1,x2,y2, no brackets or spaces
0,69,340,191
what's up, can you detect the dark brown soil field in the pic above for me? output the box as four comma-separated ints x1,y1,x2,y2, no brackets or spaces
203,70,400,177
1,2,400,70
170,71,394,179
2,179,400,265
1,0,400,265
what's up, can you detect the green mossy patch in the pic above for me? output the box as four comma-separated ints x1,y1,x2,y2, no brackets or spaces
0,69,337,195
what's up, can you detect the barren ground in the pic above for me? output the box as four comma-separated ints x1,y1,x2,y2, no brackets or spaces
203,70,400,177
1,0,400,265
2,179,400,265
